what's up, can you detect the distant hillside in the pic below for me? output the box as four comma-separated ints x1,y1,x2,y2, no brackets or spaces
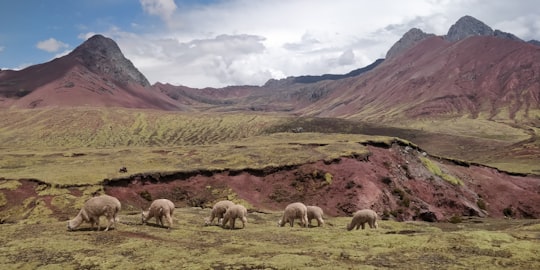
288,58,384,84
1,16,539,126
156,16,540,125
0,35,180,110
296,35,540,123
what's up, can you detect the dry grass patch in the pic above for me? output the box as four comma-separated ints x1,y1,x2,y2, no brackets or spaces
0,131,386,186
0,208,538,269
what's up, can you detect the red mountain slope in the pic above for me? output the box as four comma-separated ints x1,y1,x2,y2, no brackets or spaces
0,35,181,110
296,36,540,122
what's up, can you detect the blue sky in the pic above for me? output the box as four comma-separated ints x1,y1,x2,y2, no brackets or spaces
0,0,150,67
1,0,539,88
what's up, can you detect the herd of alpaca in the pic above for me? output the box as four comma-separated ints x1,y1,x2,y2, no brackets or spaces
67,195,378,231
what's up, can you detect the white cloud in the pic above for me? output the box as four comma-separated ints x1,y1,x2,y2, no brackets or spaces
36,38,69,53
338,49,355,66
140,0,177,22
54,49,72,59
78,32,97,40
0,46,4,53
89,0,540,88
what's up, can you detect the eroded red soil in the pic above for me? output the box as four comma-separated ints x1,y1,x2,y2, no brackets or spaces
2,143,539,223
103,143,540,221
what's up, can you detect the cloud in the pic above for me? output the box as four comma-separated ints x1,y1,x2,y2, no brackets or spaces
338,49,355,66
119,0,448,87
90,0,540,88
140,0,177,21
0,46,4,53
78,32,97,40
108,32,271,87
36,38,69,53
54,49,72,59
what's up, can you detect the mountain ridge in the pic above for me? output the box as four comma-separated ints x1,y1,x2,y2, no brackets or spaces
1,15,539,125
0,35,180,110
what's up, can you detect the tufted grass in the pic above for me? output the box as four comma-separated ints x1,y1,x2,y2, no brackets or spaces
419,157,463,186
1,107,539,269
0,130,390,186
1,107,539,179
0,207,539,269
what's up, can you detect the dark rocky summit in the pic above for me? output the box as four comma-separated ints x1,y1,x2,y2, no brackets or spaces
386,28,435,59
493,29,522,41
70,34,150,87
445,15,494,42
528,39,540,46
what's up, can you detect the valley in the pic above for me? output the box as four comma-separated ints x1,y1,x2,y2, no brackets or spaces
0,14,539,269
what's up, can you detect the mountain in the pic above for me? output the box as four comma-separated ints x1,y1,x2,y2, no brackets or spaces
297,16,539,122
164,16,540,124
0,35,180,110
386,28,435,59
296,35,540,123
70,35,151,87
529,39,540,46
445,15,494,42
285,58,384,84
1,16,538,124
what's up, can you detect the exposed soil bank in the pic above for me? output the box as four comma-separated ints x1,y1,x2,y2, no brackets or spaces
2,143,539,223
103,143,540,221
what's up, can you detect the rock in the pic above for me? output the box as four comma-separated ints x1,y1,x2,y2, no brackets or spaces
445,15,493,42
493,30,522,42
386,28,435,59
417,211,438,222
71,34,150,87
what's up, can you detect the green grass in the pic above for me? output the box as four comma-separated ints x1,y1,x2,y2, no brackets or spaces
0,108,286,148
420,157,463,186
0,132,387,185
1,107,539,269
0,207,538,269
1,107,539,176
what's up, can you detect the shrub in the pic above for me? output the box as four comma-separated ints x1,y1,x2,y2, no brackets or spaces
381,176,392,185
402,164,413,179
324,173,333,185
401,197,411,208
449,215,462,224
477,199,486,210
392,188,410,208
139,190,152,201
382,209,391,220
392,188,405,200
503,207,514,217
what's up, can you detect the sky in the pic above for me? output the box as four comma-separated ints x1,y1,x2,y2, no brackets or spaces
1,0,539,88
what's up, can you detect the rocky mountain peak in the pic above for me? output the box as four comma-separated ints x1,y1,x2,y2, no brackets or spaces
493,30,522,41
386,28,435,59
70,34,150,87
445,15,493,42
529,39,540,46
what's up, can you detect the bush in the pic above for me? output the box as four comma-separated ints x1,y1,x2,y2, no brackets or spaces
402,164,413,179
477,199,486,210
392,188,405,199
381,176,392,185
139,190,152,201
449,215,462,224
345,181,356,189
401,197,411,208
324,173,333,185
503,207,514,217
